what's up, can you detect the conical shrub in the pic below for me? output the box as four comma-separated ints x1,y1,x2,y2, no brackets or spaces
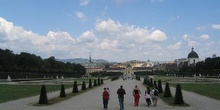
101,79,103,84
81,81,86,90
38,84,48,104
72,81,78,93
93,79,97,86
164,82,172,97
60,84,66,97
89,79,92,88
150,78,153,87
158,80,163,93
98,78,101,85
174,84,184,105
154,80,158,89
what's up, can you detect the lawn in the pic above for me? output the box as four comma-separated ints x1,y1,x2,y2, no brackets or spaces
174,83,220,100
0,84,72,103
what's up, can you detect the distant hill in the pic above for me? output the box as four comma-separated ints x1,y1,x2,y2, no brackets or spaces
56,58,109,64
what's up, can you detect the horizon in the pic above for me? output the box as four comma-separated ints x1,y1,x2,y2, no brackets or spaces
0,0,220,62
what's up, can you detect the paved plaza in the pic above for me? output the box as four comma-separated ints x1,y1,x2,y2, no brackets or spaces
0,78,220,110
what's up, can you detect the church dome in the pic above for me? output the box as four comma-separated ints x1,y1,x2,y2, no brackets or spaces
187,48,199,58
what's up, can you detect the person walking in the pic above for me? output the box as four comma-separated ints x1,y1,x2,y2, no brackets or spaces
133,85,141,106
102,88,109,109
145,87,151,107
107,87,110,100
151,87,159,107
117,85,126,110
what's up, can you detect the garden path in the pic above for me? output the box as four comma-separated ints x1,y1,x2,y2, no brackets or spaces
0,78,220,110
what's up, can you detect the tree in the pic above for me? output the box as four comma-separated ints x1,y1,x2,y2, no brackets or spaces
157,80,163,93
89,79,92,88
60,84,66,97
72,81,78,93
39,85,48,104
174,84,184,105
164,82,172,97
81,81,86,90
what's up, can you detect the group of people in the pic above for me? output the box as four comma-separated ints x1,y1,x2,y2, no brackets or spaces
132,85,159,107
102,85,159,110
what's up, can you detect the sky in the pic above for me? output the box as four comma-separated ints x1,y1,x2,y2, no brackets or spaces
0,0,220,62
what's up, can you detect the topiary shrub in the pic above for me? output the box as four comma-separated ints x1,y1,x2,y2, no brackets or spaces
164,82,172,97
89,79,92,88
154,80,158,89
158,80,163,93
60,84,66,97
93,79,97,86
150,78,153,87
39,84,48,104
81,81,86,90
101,79,103,84
98,78,101,85
72,81,78,93
174,84,184,105
136,76,141,81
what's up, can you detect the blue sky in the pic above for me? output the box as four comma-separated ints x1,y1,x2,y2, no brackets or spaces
0,0,220,62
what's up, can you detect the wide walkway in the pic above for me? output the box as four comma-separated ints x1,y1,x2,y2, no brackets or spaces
0,78,220,110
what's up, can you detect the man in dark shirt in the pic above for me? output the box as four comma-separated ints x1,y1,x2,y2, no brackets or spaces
117,85,126,110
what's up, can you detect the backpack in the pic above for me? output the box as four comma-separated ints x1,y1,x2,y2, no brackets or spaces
154,89,159,96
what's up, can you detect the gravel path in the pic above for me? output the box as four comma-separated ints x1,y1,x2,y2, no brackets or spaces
0,79,220,110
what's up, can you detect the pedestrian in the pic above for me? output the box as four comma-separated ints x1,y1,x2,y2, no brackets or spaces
107,87,110,100
102,88,109,109
151,87,159,107
144,87,151,107
117,85,126,110
133,85,141,106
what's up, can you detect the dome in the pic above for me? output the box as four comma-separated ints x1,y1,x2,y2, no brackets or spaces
187,48,199,58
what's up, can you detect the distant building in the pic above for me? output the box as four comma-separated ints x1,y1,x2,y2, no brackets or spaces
213,54,217,58
187,47,199,66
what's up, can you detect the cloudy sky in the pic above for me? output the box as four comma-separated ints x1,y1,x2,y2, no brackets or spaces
0,0,220,62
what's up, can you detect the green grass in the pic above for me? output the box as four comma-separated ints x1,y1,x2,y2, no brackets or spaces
171,83,220,100
158,94,189,106
153,76,179,82
0,84,72,103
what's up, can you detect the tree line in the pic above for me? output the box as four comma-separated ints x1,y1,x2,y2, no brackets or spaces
0,49,86,79
180,57,220,76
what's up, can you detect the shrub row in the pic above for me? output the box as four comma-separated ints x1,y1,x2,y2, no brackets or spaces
38,78,104,104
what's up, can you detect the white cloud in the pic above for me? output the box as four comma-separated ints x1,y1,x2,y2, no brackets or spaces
196,25,208,31
80,0,89,6
212,24,220,30
0,17,170,61
167,41,182,50
77,31,97,43
183,34,190,40
200,34,209,40
75,11,86,21
96,19,167,42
